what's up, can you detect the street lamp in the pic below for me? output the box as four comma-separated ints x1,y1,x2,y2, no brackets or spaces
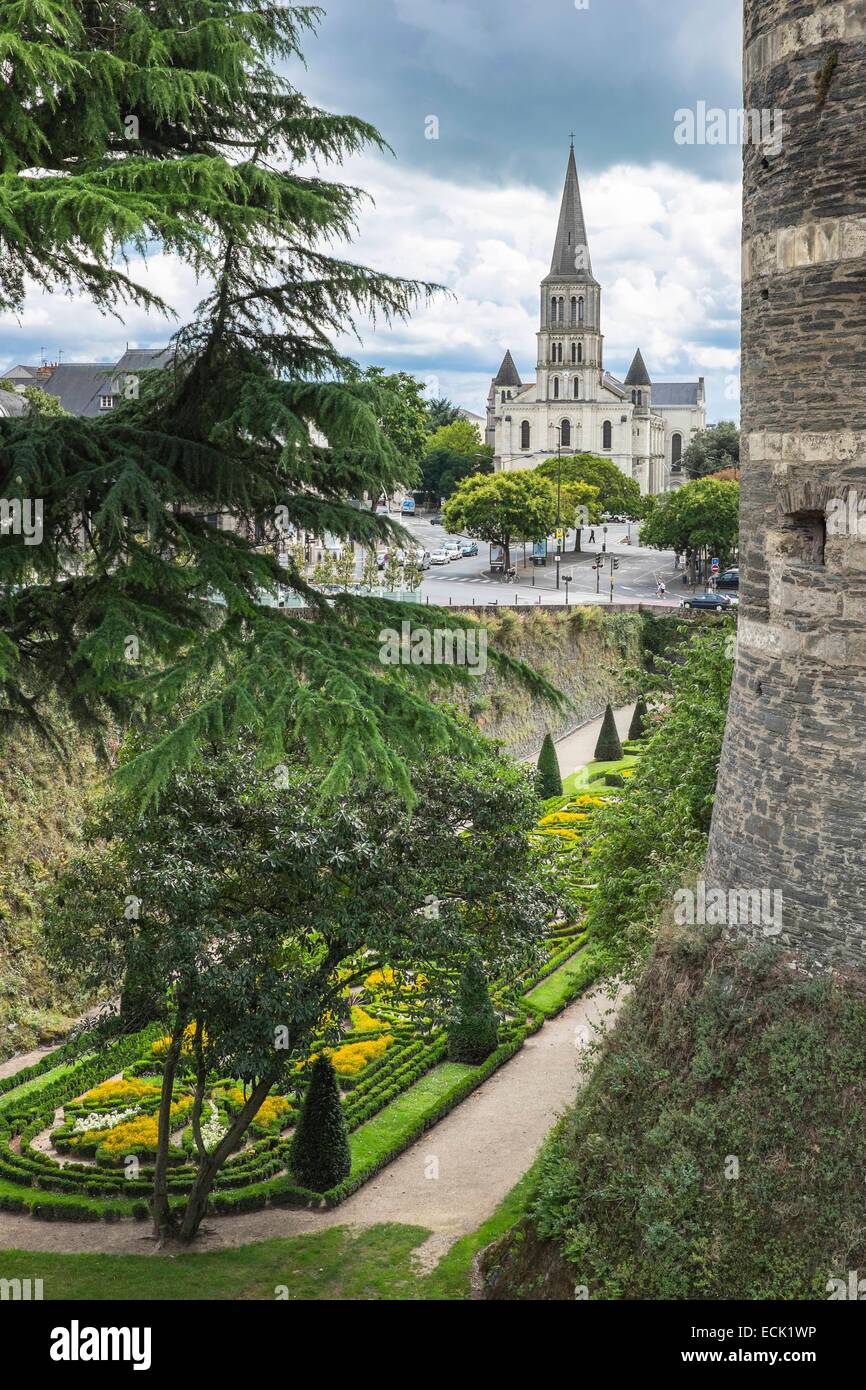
548,423,562,542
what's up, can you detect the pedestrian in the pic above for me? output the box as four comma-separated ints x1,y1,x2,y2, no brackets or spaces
656,579,666,599
588,529,596,545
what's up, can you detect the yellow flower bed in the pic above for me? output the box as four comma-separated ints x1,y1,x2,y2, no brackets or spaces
77,1078,160,1108
223,1089,293,1130
91,1097,193,1157
328,1033,392,1077
539,810,589,826
350,1006,391,1033
152,1023,208,1057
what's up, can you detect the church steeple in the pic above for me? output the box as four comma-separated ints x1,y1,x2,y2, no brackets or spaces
546,144,595,282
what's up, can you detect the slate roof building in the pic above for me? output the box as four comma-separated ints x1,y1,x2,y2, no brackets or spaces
0,348,171,417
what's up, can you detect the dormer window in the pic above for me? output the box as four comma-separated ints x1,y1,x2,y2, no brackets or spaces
99,395,115,410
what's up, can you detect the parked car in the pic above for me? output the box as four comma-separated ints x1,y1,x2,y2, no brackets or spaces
401,497,416,514
429,513,443,525
680,592,735,611
460,541,479,557
429,548,449,565
414,549,432,570
715,567,739,590
443,541,462,561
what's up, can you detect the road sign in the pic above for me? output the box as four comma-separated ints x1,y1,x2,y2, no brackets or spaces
561,569,574,583
711,556,720,574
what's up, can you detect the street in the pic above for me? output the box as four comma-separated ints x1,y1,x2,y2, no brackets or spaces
392,512,685,608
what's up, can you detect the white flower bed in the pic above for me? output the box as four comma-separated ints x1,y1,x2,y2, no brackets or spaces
71,1106,140,1135
200,1101,227,1152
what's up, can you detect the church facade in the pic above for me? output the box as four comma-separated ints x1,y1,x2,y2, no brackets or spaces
486,147,706,496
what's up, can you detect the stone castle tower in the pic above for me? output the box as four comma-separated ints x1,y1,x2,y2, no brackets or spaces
705,0,866,967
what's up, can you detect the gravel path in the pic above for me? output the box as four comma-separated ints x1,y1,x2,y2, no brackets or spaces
0,986,622,1257
551,702,635,777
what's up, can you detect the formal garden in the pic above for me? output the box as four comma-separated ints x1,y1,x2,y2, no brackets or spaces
0,724,648,1230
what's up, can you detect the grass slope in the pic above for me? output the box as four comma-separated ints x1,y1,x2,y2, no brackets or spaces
0,715,110,1057
496,927,866,1300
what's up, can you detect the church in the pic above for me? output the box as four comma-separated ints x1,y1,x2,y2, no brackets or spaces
485,146,706,495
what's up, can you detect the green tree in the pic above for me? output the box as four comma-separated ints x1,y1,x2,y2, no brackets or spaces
628,697,649,741
447,955,499,1064
0,380,67,417
594,704,623,761
355,367,429,475
291,1055,351,1192
537,733,563,799
443,472,557,570
536,455,644,521
333,547,357,591
2,4,516,807
683,422,740,480
581,621,735,974
640,478,740,577
426,397,461,433
557,481,602,552
46,741,562,1242
423,419,493,503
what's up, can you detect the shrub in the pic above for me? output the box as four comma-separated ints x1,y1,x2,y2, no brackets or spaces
594,703,623,761
289,1056,351,1192
447,956,499,1065
536,733,563,799
628,697,648,740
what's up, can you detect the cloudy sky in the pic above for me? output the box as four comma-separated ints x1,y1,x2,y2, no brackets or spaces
1,0,744,422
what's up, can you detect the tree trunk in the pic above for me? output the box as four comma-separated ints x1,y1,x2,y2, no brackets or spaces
150,1015,188,1242
176,1072,278,1245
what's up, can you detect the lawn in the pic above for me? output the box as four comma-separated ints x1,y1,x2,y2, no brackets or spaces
0,1167,540,1301
523,944,603,1016
349,1062,475,1173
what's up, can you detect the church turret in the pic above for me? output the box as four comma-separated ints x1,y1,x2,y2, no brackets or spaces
487,349,522,449
538,143,602,406
624,349,652,408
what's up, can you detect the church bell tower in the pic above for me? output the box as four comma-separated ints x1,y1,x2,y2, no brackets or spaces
538,143,603,409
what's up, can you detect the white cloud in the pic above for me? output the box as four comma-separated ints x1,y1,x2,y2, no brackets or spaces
1,152,741,423
329,152,741,419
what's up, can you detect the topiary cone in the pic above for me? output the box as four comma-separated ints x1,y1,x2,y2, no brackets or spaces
594,702,623,761
448,955,500,1065
290,1054,351,1193
628,697,648,741
537,732,563,799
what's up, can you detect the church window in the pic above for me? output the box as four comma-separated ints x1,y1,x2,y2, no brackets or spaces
577,342,583,363
602,420,612,449
521,420,531,450
501,391,506,402
631,390,636,404
561,419,571,447
671,432,682,467
637,390,643,406
573,378,579,399
578,297,585,322
553,377,560,400
570,342,576,364
570,296,577,324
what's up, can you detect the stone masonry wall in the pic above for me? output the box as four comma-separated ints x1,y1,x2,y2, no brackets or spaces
705,0,866,968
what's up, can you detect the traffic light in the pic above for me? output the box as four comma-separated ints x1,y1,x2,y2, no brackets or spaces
595,553,603,567
612,557,620,572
